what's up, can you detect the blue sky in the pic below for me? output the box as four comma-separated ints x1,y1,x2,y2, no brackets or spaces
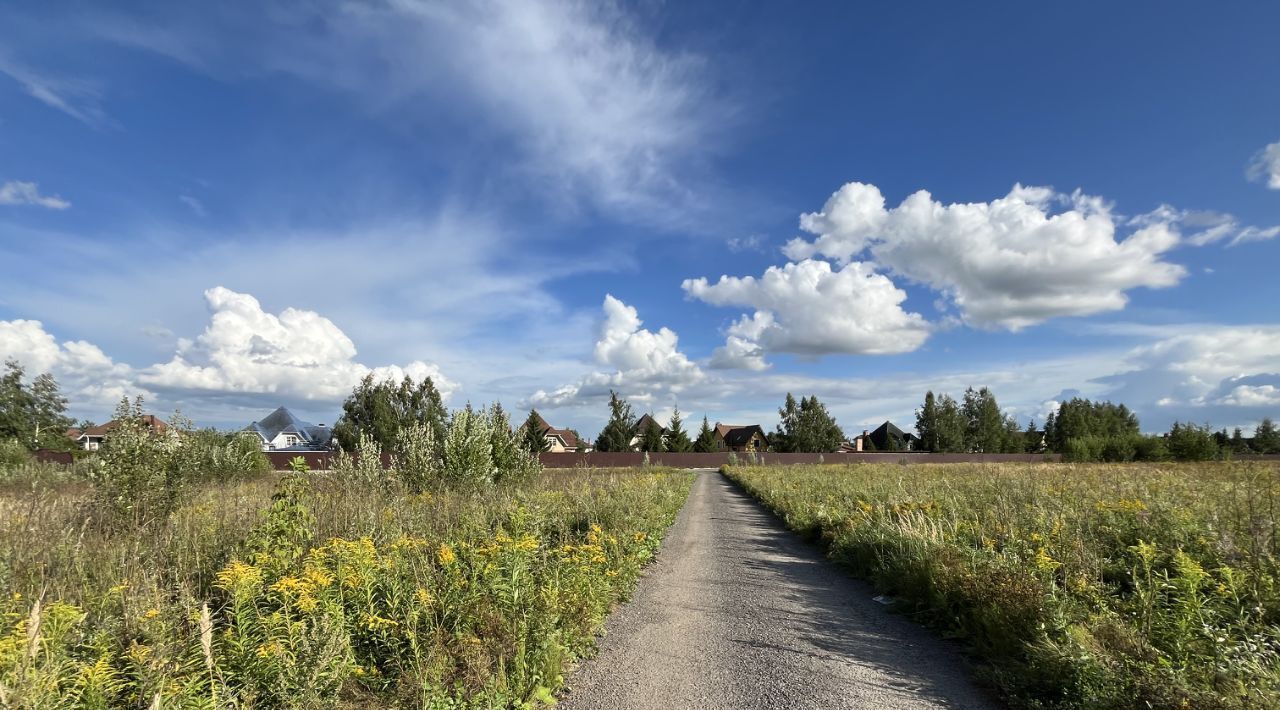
1,1,1278,438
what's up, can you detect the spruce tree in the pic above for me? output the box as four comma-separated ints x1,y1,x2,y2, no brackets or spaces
1230,427,1252,454
693,416,718,452
521,409,550,453
594,391,636,452
1255,418,1280,454
773,393,800,453
638,418,666,452
1024,419,1042,453
666,407,693,452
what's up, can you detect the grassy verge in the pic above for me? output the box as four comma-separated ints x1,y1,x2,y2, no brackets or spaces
724,462,1280,709
0,468,694,708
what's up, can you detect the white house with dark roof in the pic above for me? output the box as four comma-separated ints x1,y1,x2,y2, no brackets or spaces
244,406,334,452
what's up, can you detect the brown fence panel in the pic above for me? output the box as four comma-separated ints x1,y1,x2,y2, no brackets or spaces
270,450,1280,472
33,449,74,465
539,451,1062,468
265,450,394,471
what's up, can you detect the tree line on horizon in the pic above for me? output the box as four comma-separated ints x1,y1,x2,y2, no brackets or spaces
3,357,1278,465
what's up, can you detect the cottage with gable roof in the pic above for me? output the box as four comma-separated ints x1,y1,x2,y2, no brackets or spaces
244,406,334,452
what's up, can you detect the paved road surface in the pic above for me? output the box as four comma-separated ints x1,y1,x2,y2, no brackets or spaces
559,470,1001,709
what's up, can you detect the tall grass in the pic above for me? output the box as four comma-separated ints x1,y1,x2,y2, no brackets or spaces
0,468,692,708
726,462,1280,709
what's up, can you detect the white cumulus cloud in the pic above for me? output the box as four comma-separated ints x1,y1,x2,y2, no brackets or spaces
140,287,455,401
1090,326,1280,431
0,180,70,209
0,287,456,421
683,260,930,367
1248,140,1280,190
784,182,1187,330
0,319,136,408
530,294,702,407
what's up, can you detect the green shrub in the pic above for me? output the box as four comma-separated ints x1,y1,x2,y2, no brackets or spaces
93,397,188,525
0,437,28,471
1167,422,1220,461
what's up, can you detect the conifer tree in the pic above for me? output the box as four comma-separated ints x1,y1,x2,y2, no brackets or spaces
520,409,550,453
594,391,636,452
638,418,666,452
693,416,718,453
1255,418,1280,454
666,407,693,452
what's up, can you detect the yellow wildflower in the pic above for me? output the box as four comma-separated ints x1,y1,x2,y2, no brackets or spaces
142,608,161,620
297,593,319,614
302,565,333,589
1033,547,1061,574
270,576,308,596
215,560,263,591
414,587,432,605
437,543,457,566
363,613,399,631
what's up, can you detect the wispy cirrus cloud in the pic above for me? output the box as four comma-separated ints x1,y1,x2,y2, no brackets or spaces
0,56,111,128
86,0,728,228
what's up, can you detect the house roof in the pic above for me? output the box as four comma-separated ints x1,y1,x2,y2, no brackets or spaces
867,421,916,448
529,411,579,449
636,413,667,435
244,407,332,448
79,415,168,439
714,423,767,447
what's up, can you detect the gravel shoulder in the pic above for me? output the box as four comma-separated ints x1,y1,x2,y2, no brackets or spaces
558,469,1002,710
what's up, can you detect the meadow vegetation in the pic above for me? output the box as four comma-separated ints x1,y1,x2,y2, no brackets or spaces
0,460,691,708
726,462,1280,709
0,386,693,708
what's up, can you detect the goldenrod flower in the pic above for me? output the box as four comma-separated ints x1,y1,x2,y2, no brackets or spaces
437,543,457,566
215,560,263,591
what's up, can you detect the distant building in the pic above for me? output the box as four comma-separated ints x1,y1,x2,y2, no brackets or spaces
850,421,918,452
528,412,583,453
71,415,169,451
631,413,669,449
713,423,768,452
243,407,334,452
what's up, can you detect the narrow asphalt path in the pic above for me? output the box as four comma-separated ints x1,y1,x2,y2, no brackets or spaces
559,470,1001,710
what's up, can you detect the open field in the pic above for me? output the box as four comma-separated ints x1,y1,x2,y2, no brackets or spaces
0,467,693,708
725,462,1280,709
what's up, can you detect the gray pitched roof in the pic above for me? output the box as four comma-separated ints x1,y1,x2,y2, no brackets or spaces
244,406,333,449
